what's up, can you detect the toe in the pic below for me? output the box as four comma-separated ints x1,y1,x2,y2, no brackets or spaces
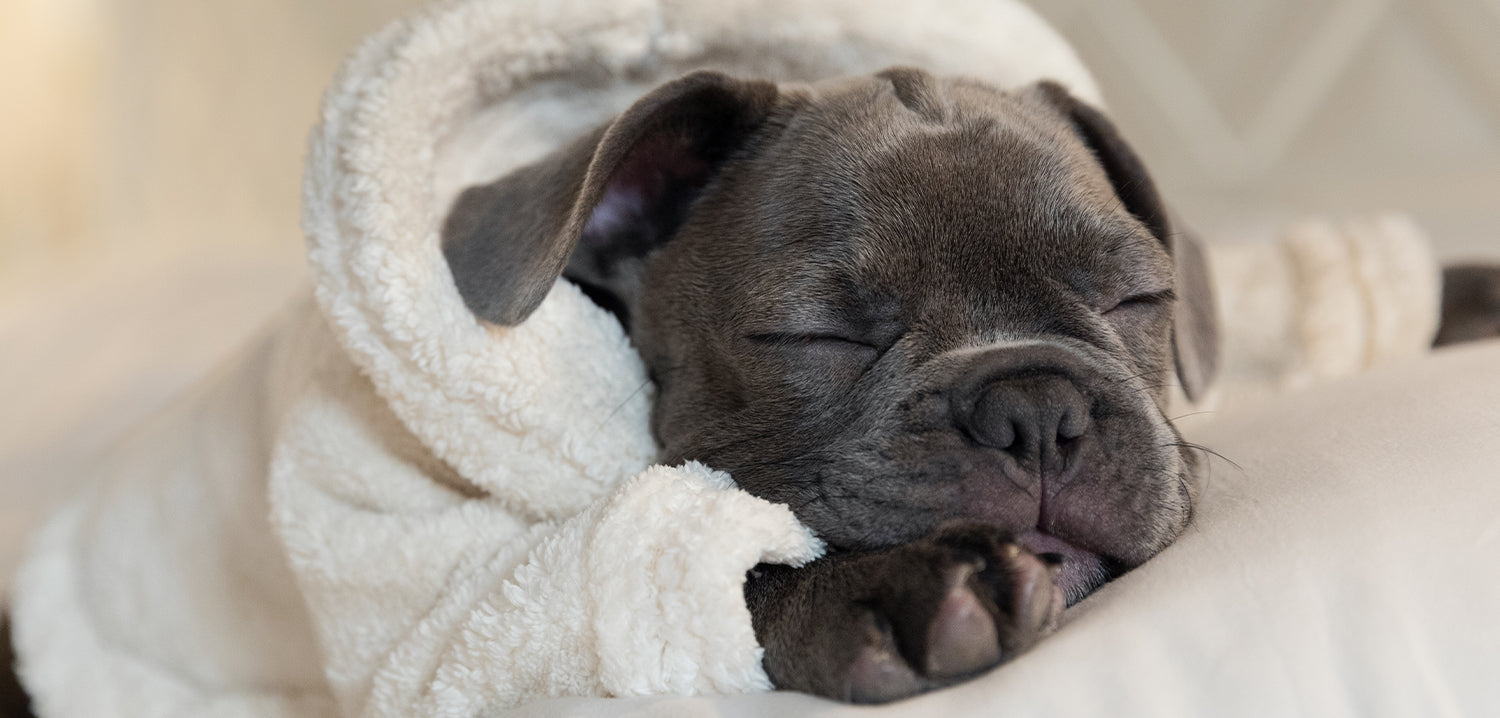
845,612,924,703
997,550,1066,651
923,564,1001,679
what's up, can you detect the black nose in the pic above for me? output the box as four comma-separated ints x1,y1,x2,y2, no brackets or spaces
962,373,1092,473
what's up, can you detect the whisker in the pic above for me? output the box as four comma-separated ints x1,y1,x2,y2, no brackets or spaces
594,378,652,432
1167,410,1217,423
1161,441,1243,472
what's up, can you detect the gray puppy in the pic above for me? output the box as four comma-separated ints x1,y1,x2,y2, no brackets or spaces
440,68,1494,702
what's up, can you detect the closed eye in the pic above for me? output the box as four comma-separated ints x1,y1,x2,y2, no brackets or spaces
1103,289,1176,315
745,331,885,384
745,332,879,351
744,332,887,374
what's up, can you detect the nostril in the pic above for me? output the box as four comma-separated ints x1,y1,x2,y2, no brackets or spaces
994,420,1017,451
1057,406,1089,443
970,389,1022,450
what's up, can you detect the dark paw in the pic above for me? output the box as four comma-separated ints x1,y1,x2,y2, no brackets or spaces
1436,264,1500,346
798,521,1068,701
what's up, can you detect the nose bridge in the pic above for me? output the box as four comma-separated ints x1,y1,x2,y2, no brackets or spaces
949,340,1092,407
937,261,1081,345
951,342,1096,477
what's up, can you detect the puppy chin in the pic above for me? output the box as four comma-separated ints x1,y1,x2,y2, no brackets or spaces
1018,529,1112,605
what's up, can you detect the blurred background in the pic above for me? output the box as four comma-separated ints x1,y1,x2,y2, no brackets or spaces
2,0,1498,584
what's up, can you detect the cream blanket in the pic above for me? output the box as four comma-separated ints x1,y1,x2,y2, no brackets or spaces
9,0,1440,716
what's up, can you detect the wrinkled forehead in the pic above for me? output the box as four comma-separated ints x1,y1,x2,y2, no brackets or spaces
738,78,1170,307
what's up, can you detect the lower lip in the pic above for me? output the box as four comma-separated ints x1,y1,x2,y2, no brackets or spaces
1018,529,1108,605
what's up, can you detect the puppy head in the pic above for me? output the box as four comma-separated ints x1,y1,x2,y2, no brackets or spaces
444,68,1219,602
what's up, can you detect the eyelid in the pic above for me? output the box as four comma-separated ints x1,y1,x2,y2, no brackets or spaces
745,331,877,348
1104,289,1177,313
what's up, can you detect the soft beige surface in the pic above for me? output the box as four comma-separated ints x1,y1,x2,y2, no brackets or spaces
0,247,304,594
497,339,1500,717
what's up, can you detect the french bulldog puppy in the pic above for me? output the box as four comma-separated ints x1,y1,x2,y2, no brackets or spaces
440,68,1499,702
443,67,1211,702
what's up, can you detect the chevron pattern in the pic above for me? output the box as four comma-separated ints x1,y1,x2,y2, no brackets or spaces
1030,0,1500,259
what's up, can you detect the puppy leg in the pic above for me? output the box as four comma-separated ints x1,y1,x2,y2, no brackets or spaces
746,523,1064,703
1435,264,1500,346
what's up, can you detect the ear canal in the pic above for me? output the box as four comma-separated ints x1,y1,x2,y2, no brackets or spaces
442,71,780,327
1033,81,1220,401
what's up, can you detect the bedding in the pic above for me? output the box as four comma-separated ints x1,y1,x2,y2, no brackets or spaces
6,0,1477,716
498,339,1500,717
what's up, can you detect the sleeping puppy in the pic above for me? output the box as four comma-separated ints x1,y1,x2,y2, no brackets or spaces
439,68,1496,702
442,67,1209,702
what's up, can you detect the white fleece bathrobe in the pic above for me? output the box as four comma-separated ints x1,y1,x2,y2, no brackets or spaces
9,1,1440,717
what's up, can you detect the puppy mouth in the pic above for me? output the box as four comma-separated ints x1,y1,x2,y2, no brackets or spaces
1017,529,1113,605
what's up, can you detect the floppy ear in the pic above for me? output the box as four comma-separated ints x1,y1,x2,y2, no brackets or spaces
1166,225,1220,401
1033,82,1220,401
442,71,780,327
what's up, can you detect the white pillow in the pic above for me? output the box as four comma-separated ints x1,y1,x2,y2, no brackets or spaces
501,340,1500,717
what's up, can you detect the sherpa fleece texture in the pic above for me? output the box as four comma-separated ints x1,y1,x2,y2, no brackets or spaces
1196,215,1440,411
9,0,1439,716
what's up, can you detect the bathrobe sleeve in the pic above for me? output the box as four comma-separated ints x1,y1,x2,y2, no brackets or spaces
1178,215,1441,414
267,319,822,718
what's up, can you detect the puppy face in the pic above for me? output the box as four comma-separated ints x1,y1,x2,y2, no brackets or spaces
444,69,1219,602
